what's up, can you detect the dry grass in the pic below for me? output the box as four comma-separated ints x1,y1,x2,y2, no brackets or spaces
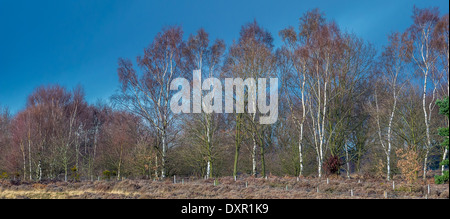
0,176,448,199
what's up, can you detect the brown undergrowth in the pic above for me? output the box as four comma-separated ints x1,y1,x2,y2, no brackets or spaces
0,176,448,199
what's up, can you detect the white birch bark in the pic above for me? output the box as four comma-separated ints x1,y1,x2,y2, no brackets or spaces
345,143,350,179
252,133,258,177
28,114,32,181
299,129,304,177
299,80,306,177
422,69,431,180
160,118,168,179
374,89,393,181
410,22,438,180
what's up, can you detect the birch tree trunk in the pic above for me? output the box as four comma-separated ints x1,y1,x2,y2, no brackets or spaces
345,143,350,179
375,89,393,181
20,142,26,181
252,133,257,177
28,125,32,181
299,81,306,177
154,153,159,179
91,124,98,181
442,147,448,175
38,160,42,181
117,143,123,181
233,114,243,178
298,129,304,177
206,114,212,179
161,129,167,179
386,93,397,181
422,68,431,180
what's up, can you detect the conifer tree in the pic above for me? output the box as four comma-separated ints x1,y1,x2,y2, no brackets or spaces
435,97,449,184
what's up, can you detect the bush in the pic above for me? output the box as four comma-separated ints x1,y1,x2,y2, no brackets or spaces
0,172,8,179
435,171,449,184
323,155,342,176
70,166,80,181
435,97,449,184
396,148,421,184
435,152,449,184
103,170,112,180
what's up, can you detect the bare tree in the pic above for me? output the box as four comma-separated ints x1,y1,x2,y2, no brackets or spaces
183,28,226,179
278,27,309,177
115,26,185,179
224,21,276,178
373,32,409,181
0,107,12,176
297,9,342,178
328,33,375,178
406,7,441,179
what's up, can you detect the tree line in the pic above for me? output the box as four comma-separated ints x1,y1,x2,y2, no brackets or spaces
0,7,448,182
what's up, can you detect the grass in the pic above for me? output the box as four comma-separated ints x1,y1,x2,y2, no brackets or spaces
0,176,448,199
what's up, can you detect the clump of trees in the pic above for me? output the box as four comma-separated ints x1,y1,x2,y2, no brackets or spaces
0,6,448,183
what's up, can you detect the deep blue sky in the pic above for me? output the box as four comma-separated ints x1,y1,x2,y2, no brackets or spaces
0,0,448,114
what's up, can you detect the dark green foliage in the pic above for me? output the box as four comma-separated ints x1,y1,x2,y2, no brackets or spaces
102,170,112,180
435,171,449,184
437,97,449,117
435,97,449,184
0,172,8,179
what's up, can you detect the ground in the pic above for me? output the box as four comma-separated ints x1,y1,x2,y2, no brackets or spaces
0,176,448,199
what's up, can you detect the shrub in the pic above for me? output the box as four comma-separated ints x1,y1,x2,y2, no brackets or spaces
435,171,449,185
70,166,80,181
374,159,386,179
323,155,342,176
0,172,8,179
103,170,112,180
435,97,449,184
396,148,421,184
